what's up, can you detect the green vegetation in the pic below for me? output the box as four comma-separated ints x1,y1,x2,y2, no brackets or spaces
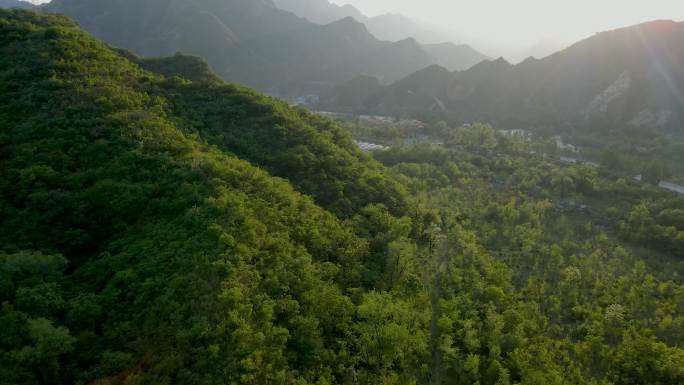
118,50,222,84
372,125,684,384
144,78,407,217
323,20,684,182
1,9,683,385
0,10,402,384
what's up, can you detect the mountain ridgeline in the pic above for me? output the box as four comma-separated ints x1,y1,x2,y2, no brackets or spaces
43,0,488,98
271,0,488,66
0,0,34,9
324,20,684,137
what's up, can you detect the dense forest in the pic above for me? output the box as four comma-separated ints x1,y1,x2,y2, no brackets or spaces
1,9,683,385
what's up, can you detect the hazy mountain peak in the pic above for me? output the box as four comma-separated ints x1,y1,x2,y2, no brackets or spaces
395,36,421,46
586,19,681,41
272,0,366,24
632,19,678,30
423,42,490,71
372,12,411,21
327,15,364,26
428,41,464,49
467,56,511,72
389,64,453,89
0,0,35,8
322,15,372,37
415,63,452,76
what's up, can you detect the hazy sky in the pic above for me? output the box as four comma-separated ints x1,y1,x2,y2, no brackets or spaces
332,0,684,50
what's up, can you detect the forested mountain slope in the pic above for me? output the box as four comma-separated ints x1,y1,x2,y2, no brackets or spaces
119,50,223,83
0,9,405,384
331,20,684,136
116,50,408,217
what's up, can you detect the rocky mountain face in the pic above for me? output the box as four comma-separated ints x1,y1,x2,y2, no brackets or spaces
327,20,684,135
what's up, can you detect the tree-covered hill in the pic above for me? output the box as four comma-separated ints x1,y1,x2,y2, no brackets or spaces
114,48,408,217
118,50,222,83
0,9,405,384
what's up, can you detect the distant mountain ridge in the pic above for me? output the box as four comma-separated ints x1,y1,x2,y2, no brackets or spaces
422,42,490,73
272,0,462,44
0,0,35,9
272,0,366,24
46,0,486,98
272,0,490,71
324,20,684,136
